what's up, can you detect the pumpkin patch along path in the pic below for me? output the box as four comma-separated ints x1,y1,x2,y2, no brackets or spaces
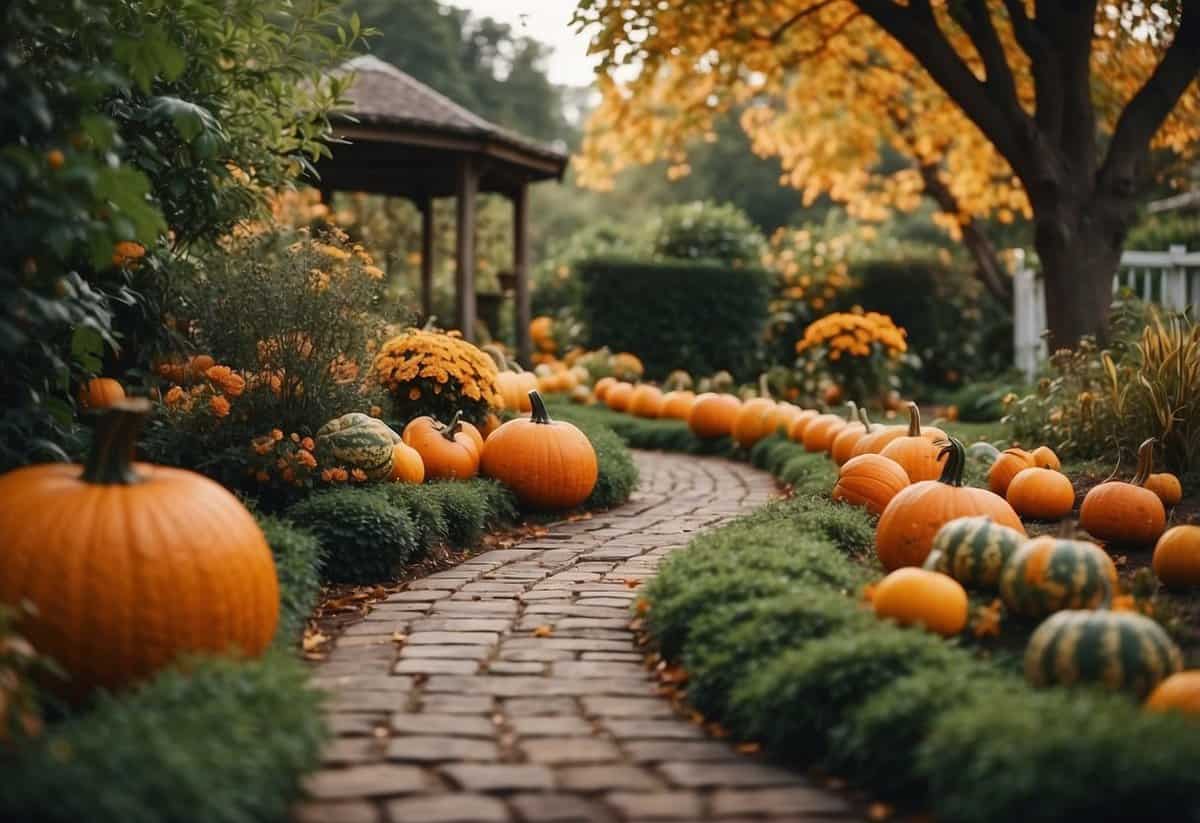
295,451,865,823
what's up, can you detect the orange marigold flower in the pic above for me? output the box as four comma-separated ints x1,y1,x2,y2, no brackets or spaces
369,405,383,418
254,470,270,484
291,432,301,443
271,428,284,441
281,466,296,484
332,467,349,483
301,436,315,451
47,149,65,170
409,387,421,400
321,469,335,483
296,449,317,469
209,395,231,418
350,468,368,482
111,241,146,267
164,386,186,407
205,365,246,397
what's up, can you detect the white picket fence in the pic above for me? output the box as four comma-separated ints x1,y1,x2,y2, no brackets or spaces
1013,244,1200,380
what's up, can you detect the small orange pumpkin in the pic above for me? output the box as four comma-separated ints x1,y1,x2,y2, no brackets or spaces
628,384,665,419
833,453,910,516
1152,525,1200,588
787,409,820,442
1146,472,1183,506
731,396,777,448
688,393,741,439
880,403,947,482
593,376,618,402
402,412,481,480
1080,438,1167,547
481,413,502,439
389,441,426,483
850,422,907,457
876,437,1025,571
1146,671,1200,714
764,402,802,436
481,391,598,510
660,390,696,420
987,448,1035,496
1032,445,1061,470
1006,467,1075,521
604,381,635,412
872,565,969,637
78,377,126,410
802,403,853,454
831,406,879,466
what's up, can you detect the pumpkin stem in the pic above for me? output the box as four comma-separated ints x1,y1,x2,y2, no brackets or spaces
844,400,859,423
440,411,464,441
857,406,874,431
905,401,922,436
1132,438,1156,486
529,390,552,424
82,398,150,485
758,373,771,399
936,436,966,487
481,344,509,372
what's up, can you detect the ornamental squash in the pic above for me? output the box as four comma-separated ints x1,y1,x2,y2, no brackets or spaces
1080,438,1167,547
315,412,402,481
77,377,125,410
929,515,1024,591
688,393,741,439
875,437,1025,571
628,384,665,419
402,412,480,480
986,448,1035,496
872,565,969,637
1025,609,1182,698
1152,525,1200,589
832,453,909,516
604,381,635,413
1146,671,1200,714
831,406,878,466
481,391,598,510
731,396,777,448
880,403,947,482
999,532,1117,618
660,390,696,420
1146,472,1183,506
389,441,425,483
1006,467,1075,521
0,400,278,697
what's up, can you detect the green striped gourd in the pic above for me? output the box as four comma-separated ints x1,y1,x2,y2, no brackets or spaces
999,535,1117,619
929,515,1024,591
1025,609,1182,698
315,413,401,481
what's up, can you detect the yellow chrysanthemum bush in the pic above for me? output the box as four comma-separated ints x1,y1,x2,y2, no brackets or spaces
795,309,909,406
374,328,502,426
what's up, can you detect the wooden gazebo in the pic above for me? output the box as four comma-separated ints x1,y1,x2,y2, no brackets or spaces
315,56,568,363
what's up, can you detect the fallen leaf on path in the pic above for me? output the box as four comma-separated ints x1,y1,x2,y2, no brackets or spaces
532,625,554,638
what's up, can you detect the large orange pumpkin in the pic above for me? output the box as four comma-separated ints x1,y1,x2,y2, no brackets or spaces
1006,467,1075,521
604,381,635,412
688,393,741,439
880,403,948,482
0,400,278,697
482,391,598,509
660,390,697,420
831,407,879,466
402,412,481,480
731,397,777,448
389,441,426,483
872,566,969,637
1146,472,1183,506
875,437,1026,571
1080,438,1167,548
1152,525,1200,589
832,453,910,515
987,448,1035,496
77,377,126,410
628,384,665,419
787,409,820,442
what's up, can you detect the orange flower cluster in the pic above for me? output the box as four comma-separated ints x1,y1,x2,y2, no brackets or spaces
796,309,908,362
373,329,502,408
248,430,323,488
160,359,244,422
111,241,146,268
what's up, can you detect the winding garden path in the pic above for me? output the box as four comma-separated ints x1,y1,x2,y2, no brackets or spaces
295,451,863,823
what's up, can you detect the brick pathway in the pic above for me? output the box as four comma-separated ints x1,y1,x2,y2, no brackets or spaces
295,451,862,823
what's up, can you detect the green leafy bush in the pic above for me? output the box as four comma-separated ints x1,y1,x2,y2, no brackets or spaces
415,480,512,547
578,258,770,380
573,419,639,510
257,515,323,642
747,435,841,496
650,200,766,267
287,488,417,583
380,483,451,547
1126,210,1200,251
0,652,325,823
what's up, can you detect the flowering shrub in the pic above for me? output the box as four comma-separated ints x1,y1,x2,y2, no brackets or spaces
374,328,502,425
795,310,909,405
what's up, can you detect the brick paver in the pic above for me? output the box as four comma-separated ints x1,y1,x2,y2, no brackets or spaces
295,451,861,822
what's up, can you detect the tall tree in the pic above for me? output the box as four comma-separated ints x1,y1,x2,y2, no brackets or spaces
576,1,1200,346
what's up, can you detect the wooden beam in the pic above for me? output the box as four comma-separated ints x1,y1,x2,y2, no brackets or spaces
455,156,478,340
513,183,532,366
420,195,434,321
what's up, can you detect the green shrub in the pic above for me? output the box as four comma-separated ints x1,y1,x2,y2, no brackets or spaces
727,626,966,764
575,419,639,509
787,495,877,557
287,488,417,583
578,257,770,380
257,515,323,642
380,483,451,547
0,652,325,823
650,200,766,267
919,687,1200,823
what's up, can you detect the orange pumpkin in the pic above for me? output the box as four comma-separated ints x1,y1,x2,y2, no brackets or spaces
1032,445,1061,470
832,453,910,516
731,397,777,448
0,400,278,697
1006,467,1075,521
872,566,969,637
628,385,665,419
1146,472,1183,506
389,441,426,483
495,366,536,413
987,448,1035,496
77,377,126,410
850,422,907,457
457,418,485,453
481,391,598,510
604,381,635,413
764,402,802,436
1080,438,1167,547
802,404,853,454
688,393,741,439
660,390,697,421
880,403,947,482
831,406,879,466
481,413,502,439
875,437,1026,571
402,412,480,480
787,409,820,442
593,376,618,402
1152,525,1200,588
1146,671,1200,714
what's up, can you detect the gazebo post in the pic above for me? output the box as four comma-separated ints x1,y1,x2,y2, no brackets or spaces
513,183,532,366
419,195,434,321
455,157,477,340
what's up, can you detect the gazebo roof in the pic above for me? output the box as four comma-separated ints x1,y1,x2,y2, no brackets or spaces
315,56,568,200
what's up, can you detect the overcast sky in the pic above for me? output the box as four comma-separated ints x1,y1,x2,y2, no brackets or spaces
448,0,600,87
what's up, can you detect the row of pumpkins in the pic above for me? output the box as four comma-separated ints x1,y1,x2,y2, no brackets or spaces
590,375,1199,710
0,388,596,699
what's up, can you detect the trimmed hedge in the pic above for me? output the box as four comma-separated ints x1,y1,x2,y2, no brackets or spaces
286,487,419,584
578,257,770,380
258,515,323,642
0,653,324,823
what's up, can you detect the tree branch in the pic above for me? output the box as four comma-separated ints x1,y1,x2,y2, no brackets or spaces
1002,0,1063,141
755,0,840,43
1042,1,1100,180
951,0,1020,113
